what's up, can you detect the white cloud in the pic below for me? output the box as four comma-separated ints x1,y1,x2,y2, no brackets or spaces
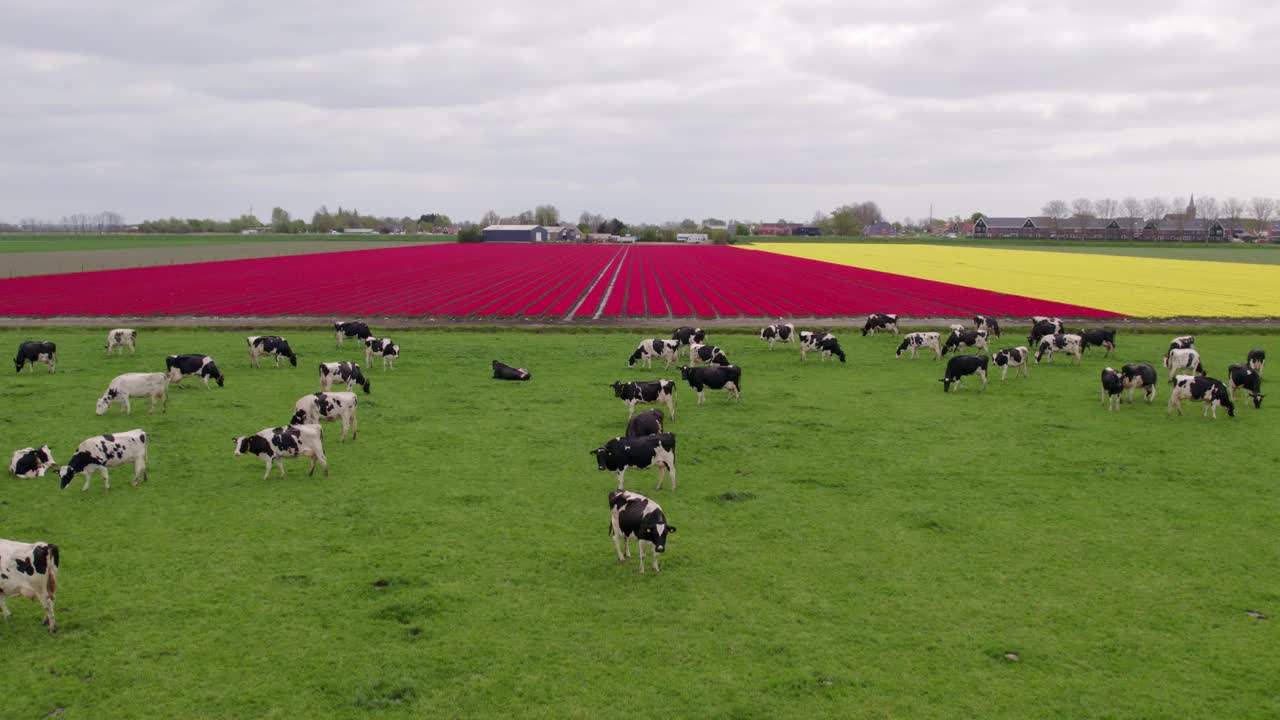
2,0,1279,224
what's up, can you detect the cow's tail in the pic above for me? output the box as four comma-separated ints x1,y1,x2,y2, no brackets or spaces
46,544,60,594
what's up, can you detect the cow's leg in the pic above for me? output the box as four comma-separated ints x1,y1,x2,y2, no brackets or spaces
100,467,110,493
132,457,145,486
636,540,646,574
0,597,9,621
626,400,635,419
979,369,988,391
654,466,664,490
667,462,676,491
262,457,273,480
697,390,705,405
616,471,625,491
651,543,661,574
277,458,287,478
41,592,56,632
48,355,56,373
160,388,168,414
611,525,627,563
123,396,133,415
1001,365,1008,382
1147,386,1156,403
665,395,675,420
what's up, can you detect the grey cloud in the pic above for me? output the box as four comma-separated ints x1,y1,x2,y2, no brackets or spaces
2,0,1278,224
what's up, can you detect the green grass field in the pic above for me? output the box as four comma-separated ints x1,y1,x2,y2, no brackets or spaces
0,234,450,254
2,328,1278,718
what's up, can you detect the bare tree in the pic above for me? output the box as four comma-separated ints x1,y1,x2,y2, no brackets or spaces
1197,196,1219,221
1121,197,1144,238
1249,196,1276,232
1094,198,1118,220
480,210,501,226
1144,197,1167,221
1041,199,1069,234
1223,197,1244,225
533,204,560,226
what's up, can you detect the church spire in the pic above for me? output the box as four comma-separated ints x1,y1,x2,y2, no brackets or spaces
1186,194,1196,219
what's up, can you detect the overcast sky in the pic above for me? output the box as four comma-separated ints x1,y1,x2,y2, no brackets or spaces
3,0,1278,225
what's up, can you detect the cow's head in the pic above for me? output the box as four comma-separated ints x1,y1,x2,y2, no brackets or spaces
13,354,23,372
641,516,677,553
290,408,310,426
627,347,644,368
353,366,371,394
1217,388,1236,417
233,437,249,456
610,381,627,398
1249,392,1265,409
95,388,119,416
1035,341,1049,364
280,340,298,366
215,371,225,387
589,447,609,471
939,378,953,392
895,338,910,357
58,451,94,490
679,366,692,380
826,340,847,363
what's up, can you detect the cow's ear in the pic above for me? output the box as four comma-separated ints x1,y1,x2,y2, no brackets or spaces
667,526,677,533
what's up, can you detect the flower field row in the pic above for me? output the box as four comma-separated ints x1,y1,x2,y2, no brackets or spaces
0,242,1120,318
751,243,1280,318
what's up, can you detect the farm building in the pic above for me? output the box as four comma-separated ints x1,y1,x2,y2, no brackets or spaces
792,226,821,236
1141,219,1209,242
542,226,580,242
676,233,709,244
974,217,1042,238
863,222,895,237
755,223,802,236
482,224,550,242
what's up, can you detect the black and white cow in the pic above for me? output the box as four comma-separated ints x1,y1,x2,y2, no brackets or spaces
247,336,297,368
1168,375,1235,418
1247,349,1266,374
1080,328,1117,356
14,341,56,374
799,331,846,363
671,327,706,358
896,332,942,360
689,342,729,367
334,321,372,348
611,380,677,419
1035,333,1083,365
940,354,988,392
0,539,60,633
96,372,169,416
492,360,531,381
680,365,742,404
166,354,224,388
1168,336,1195,356
9,446,55,479
291,392,359,442
1227,364,1264,409
591,433,677,491
608,490,676,574
364,337,399,370
1120,363,1158,403
234,425,329,480
1100,367,1123,412
862,313,898,336
992,346,1030,381
105,328,137,355
760,323,794,350
942,329,989,356
1027,318,1064,347
58,429,148,492
974,315,1001,338
628,339,680,369
319,361,370,394
1164,348,1205,381
625,409,664,438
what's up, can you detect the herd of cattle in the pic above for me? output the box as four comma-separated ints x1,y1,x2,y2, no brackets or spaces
3,316,1271,631
3,321,399,632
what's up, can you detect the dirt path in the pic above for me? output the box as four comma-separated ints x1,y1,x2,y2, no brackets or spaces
0,240,427,278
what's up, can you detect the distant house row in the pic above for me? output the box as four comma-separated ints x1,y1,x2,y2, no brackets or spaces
754,223,821,236
974,216,1275,241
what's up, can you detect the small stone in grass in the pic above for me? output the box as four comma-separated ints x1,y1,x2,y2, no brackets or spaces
1246,609,1267,620
1004,652,1020,662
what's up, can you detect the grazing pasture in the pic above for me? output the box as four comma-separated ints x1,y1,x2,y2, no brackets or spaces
0,328,1277,718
